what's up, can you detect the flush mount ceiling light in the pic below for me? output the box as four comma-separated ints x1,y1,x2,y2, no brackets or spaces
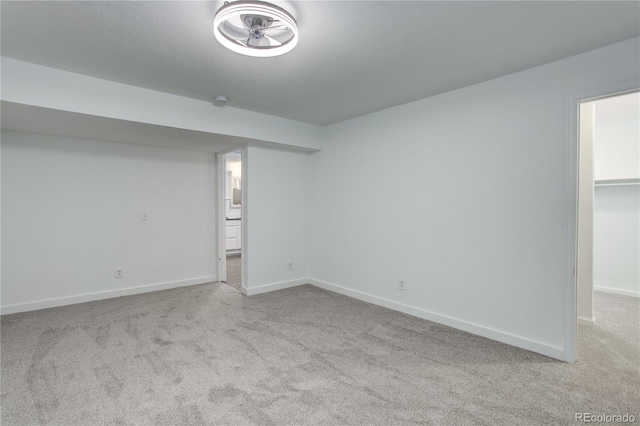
213,1,298,57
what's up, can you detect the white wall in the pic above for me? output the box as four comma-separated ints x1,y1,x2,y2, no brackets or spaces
310,37,640,360
244,146,311,294
593,187,640,297
577,101,595,324
1,131,217,313
593,92,640,297
227,159,241,178
594,93,640,181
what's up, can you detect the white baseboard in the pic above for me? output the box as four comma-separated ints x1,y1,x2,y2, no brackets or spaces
1,276,217,315
594,286,639,298
3,274,567,361
307,278,565,361
244,278,308,296
578,316,596,326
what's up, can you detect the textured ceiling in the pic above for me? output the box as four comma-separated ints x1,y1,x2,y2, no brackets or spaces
1,1,639,126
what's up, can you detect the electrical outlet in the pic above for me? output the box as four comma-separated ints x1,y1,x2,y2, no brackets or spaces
288,262,294,270
399,279,406,291
115,269,124,278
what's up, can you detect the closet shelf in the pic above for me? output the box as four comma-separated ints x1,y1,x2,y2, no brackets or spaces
594,178,640,187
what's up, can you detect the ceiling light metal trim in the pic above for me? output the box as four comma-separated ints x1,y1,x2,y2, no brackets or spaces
213,1,298,57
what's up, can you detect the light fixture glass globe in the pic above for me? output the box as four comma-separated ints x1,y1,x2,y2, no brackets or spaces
213,1,298,57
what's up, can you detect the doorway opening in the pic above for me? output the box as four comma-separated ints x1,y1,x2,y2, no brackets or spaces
576,90,639,360
220,149,243,290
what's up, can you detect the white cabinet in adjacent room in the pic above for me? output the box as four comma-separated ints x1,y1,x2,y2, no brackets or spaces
226,219,242,252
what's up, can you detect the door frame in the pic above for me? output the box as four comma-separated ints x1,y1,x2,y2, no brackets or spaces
564,81,639,363
217,146,247,291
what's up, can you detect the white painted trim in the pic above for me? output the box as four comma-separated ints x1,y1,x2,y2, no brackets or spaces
0,276,216,315
240,146,248,292
217,152,227,283
308,278,565,361
565,92,580,364
578,316,596,326
595,286,640,298
244,278,308,296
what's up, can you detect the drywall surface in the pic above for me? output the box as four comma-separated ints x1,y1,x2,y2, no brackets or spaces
1,131,216,312
311,37,640,359
577,101,595,323
593,187,640,297
0,57,322,152
244,146,311,294
594,92,639,180
593,92,640,297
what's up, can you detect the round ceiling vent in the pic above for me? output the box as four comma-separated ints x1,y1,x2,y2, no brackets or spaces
213,1,298,57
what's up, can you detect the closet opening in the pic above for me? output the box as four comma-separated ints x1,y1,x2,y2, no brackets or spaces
575,90,639,361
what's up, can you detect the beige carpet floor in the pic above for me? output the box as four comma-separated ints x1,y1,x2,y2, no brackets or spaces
1,285,638,425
